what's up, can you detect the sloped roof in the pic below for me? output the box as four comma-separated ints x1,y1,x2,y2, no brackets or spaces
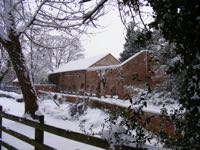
49,50,149,74
120,50,149,66
50,53,112,74
87,50,149,71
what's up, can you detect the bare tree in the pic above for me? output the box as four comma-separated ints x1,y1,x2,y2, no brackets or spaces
37,34,84,72
25,43,50,83
0,0,92,117
0,46,11,85
23,33,84,83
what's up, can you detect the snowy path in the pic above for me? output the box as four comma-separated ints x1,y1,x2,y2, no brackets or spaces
0,97,105,150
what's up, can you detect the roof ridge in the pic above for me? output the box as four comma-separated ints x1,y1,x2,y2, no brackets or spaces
89,53,119,68
120,50,149,66
50,53,113,74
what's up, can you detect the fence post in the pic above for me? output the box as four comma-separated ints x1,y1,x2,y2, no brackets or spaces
0,105,2,150
35,115,44,150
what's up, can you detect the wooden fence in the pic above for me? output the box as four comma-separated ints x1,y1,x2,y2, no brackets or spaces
0,106,143,150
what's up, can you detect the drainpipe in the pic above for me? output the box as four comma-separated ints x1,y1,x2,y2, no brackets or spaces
146,51,148,77
146,51,152,92
84,70,87,92
145,51,148,85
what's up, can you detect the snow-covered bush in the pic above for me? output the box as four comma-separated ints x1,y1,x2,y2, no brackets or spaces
129,87,177,107
98,91,154,149
79,108,109,135
68,97,88,119
100,111,156,149
100,116,131,147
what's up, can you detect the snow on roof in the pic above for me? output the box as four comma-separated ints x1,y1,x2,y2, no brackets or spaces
49,50,149,74
120,50,149,66
50,54,110,74
87,50,149,71
87,64,120,71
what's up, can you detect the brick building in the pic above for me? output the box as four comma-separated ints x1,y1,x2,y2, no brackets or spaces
48,50,156,99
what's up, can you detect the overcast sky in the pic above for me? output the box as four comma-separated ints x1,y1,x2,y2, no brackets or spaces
81,8,126,59
81,4,153,59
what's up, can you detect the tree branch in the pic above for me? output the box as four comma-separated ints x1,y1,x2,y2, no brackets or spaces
17,0,47,35
135,2,148,31
24,32,80,50
82,0,108,23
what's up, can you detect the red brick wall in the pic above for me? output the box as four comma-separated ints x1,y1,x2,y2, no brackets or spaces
85,71,99,95
49,51,161,99
35,84,58,93
84,51,152,98
103,68,125,98
120,51,151,91
85,68,125,97
90,54,120,67
57,71,86,93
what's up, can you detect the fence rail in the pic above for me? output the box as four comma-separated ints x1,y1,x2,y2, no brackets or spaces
0,105,142,150
0,86,21,94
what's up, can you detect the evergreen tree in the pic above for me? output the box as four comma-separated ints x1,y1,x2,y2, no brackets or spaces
125,0,200,148
120,22,149,62
149,1,200,148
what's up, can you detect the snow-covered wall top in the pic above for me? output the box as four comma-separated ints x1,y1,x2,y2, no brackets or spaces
87,64,120,71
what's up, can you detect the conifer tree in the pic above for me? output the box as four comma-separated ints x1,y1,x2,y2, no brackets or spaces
120,22,148,62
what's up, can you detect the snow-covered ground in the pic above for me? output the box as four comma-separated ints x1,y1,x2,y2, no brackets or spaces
40,89,179,115
0,91,107,150
0,90,172,150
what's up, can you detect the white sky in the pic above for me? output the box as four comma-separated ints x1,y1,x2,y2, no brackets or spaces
81,4,153,59
81,9,126,59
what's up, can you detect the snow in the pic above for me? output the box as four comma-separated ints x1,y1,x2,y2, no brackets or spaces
0,90,173,150
50,54,110,74
12,78,18,82
40,90,179,115
91,96,178,115
120,50,149,66
0,27,10,42
87,64,119,71
50,50,150,74
0,90,23,99
79,108,109,134
0,96,105,150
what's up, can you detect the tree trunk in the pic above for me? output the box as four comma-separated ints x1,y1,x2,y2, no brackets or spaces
0,60,11,83
3,36,38,117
